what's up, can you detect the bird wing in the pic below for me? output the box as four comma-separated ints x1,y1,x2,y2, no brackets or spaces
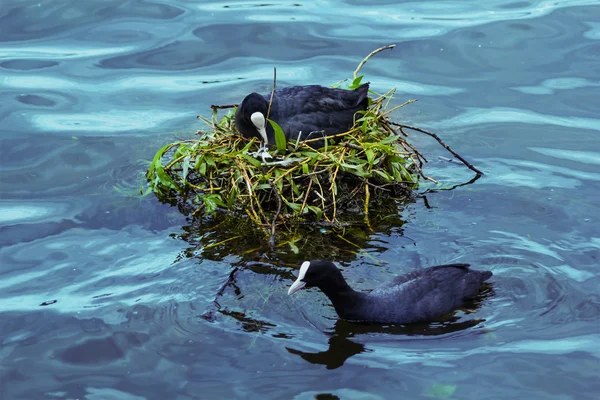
364,264,481,323
374,263,472,290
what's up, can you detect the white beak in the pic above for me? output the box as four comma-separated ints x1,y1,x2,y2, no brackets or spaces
287,279,306,295
250,112,268,144
257,126,268,143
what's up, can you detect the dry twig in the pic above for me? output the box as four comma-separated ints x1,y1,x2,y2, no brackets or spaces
392,122,484,176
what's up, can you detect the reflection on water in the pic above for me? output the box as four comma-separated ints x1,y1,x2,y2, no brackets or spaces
1,0,600,398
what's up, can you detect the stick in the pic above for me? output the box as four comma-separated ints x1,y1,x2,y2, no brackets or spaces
391,122,484,176
362,178,392,192
438,156,465,166
299,163,319,214
292,167,330,179
269,183,282,249
341,142,363,151
210,104,239,111
354,44,396,79
267,67,277,120
421,173,483,195
201,266,240,322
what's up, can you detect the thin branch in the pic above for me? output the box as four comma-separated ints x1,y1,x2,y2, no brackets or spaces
299,172,315,214
210,104,238,112
354,44,396,79
269,183,283,249
420,173,483,195
292,167,331,179
201,266,240,322
267,67,277,120
297,220,353,228
391,122,484,176
438,156,466,166
340,141,363,151
401,135,428,164
361,178,392,192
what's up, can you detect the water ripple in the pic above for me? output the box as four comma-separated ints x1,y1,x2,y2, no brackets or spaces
30,109,188,133
0,45,137,60
433,107,600,131
0,200,74,225
513,77,600,94
528,147,600,165
0,225,201,313
479,157,600,188
1,0,600,398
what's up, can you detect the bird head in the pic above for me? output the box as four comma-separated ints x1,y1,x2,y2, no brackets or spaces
235,93,270,144
288,260,345,295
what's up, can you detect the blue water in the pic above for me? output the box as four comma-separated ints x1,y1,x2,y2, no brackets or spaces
1,0,599,399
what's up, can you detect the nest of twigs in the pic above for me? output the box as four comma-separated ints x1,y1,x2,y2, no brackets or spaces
146,45,482,241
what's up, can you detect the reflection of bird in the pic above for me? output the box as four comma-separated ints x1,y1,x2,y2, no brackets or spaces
286,336,365,370
288,260,493,324
235,84,370,160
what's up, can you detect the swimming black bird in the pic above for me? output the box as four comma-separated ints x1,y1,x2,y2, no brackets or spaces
235,83,370,160
288,260,493,324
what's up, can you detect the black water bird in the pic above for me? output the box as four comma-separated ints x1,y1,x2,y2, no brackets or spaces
235,83,370,160
288,260,493,324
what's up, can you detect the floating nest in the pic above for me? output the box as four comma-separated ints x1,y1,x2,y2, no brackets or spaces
146,45,481,242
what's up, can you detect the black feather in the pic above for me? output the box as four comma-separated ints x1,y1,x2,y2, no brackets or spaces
235,83,370,147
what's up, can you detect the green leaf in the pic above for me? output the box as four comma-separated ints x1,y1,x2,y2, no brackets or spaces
345,156,364,164
356,169,371,178
241,153,263,167
398,163,414,181
300,151,319,158
365,149,375,164
203,194,226,215
361,118,369,134
307,206,323,220
287,241,299,254
340,162,370,177
182,155,191,183
155,163,180,190
268,119,287,154
227,187,237,209
348,75,364,89
206,155,217,168
196,160,207,176
291,179,300,196
339,161,362,170
285,201,302,212
173,144,189,159
302,163,309,174
379,135,401,144
374,169,393,182
146,143,172,180
241,138,257,152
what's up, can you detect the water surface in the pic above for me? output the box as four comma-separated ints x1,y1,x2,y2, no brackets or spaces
1,1,599,399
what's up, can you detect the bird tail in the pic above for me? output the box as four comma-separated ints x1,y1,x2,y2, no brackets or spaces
354,83,370,107
481,271,493,281
430,263,493,281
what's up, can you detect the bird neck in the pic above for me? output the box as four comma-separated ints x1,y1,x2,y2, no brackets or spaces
318,281,367,319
